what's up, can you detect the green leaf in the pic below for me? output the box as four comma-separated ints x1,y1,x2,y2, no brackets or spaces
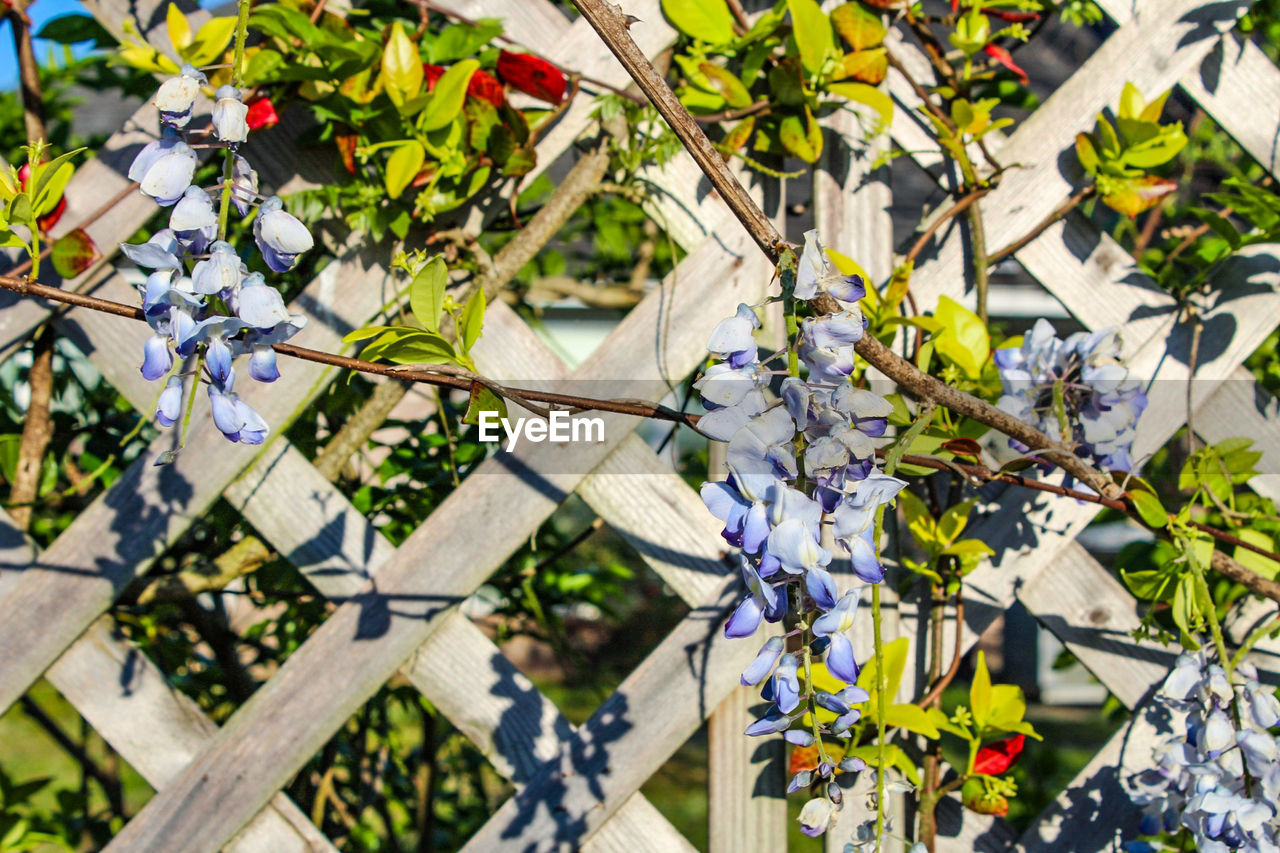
382,331,457,365
422,59,479,131
384,141,425,200
938,499,975,545
460,288,486,353
1172,572,1202,649
830,2,885,50
897,488,938,551
8,193,32,225
50,229,99,279
463,384,508,426
942,539,995,558
382,23,424,109
886,703,940,738
660,0,737,43
857,636,910,711
925,706,968,738
825,81,893,127
698,63,752,108
970,650,993,728
1235,529,1280,580
984,684,1039,739
788,0,835,75
185,16,238,67
342,325,393,344
1121,569,1174,601
778,107,823,163
932,295,989,379
1075,132,1099,174
410,257,448,332
30,148,83,203
1117,81,1145,120
0,228,25,249
1129,489,1169,528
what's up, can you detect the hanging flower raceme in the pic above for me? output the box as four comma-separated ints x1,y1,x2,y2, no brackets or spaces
1128,650,1280,851
696,230,905,835
123,65,312,453
994,318,1147,472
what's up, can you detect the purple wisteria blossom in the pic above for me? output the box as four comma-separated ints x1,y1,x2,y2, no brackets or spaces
1128,650,1280,851
694,232,902,835
124,65,313,454
995,318,1147,472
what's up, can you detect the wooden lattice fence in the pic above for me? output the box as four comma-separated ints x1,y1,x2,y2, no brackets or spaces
1,0,1279,850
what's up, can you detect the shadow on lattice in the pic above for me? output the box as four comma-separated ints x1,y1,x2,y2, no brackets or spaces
474,493,691,725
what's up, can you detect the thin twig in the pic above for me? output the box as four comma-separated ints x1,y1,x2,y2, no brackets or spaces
902,188,991,267
916,590,964,708
987,185,1096,266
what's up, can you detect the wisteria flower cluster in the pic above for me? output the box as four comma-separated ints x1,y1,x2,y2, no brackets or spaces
124,64,314,447
698,230,906,836
994,318,1147,472
1129,650,1280,852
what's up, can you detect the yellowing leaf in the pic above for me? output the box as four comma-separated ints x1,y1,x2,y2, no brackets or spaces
779,107,823,163
50,229,100,279
698,63,752,109
1235,529,1280,580
830,2,885,50
832,48,887,85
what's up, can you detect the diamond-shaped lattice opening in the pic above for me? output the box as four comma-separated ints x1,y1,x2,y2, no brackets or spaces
468,493,692,726
0,679,155,842
291,683,513,851
112,499,337,714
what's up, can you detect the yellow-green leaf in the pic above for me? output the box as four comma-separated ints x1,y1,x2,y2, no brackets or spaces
185,16,237,67
660,0,737,44
422,59,478,131
167,4,192,50
1235,529,1280,580
787,0,835,75
825,247,870,288
1129,489,1169,528
970,650,993,728
825,81,893,128
460,288,486,352
885,703,940,738
857,636,910,710
384,141,425,200
933,295,989,379
410,256,448,332
383,23,423,108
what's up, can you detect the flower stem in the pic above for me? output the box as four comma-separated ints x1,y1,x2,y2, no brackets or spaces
217,0,253,242
178,351,205,450
872,581,886,852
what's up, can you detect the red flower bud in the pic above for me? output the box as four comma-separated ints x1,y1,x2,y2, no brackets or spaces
496,50,567,104
423,63,446,91
245,96,280,131
467,68,505,108
17,162,66,231
973,734,1026,776
983,44,1029,85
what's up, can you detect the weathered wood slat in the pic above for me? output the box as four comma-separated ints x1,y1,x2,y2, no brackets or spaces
0,501,333,852
99,203,762,852
0,251,392,715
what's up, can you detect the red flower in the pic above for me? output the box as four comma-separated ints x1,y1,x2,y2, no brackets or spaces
423,63,446,91
245,96,280,131
973,734,1026,776
989,10,1040,23
983,44,1029,85
496,50,567,104
467,68,505,108
17,162,66,231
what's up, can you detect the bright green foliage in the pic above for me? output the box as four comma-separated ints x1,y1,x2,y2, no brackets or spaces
1075,83,1186,217
661,0,896,166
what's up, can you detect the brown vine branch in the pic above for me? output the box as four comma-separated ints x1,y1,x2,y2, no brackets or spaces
0,274,703,432
902,188,991,267
987,184,1096,267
